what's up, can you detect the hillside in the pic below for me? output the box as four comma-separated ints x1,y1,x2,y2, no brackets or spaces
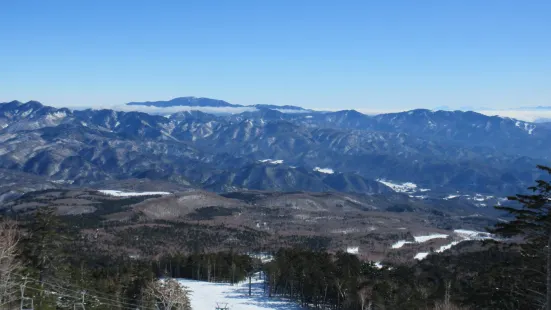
0,100,548,199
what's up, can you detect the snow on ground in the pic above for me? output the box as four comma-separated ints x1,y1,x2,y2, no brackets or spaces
413,252,429,260
414,229,495,260
177,273,303,310
98,190,171,197
374,262,383,269
346,246,359,254
51,180,74,185
515,120,536,135
453,229,494,240
313,167,334,174
248,253,274,263
443,195,460,200
392,234,448,249
413,234,449,243
391,240,413,249
258,159,284,165
443,193,498,204
376,180,419,194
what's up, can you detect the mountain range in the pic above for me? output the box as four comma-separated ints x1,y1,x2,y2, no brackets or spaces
0,98,548,202
126,96,309,111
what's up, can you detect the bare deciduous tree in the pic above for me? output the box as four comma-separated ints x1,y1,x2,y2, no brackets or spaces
0,219,21,308
357,283,373,310
147,279,192,310
433,281,469,310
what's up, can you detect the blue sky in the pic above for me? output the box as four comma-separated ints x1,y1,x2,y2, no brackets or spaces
1,0,550,111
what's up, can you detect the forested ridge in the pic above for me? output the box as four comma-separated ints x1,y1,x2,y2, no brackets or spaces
2,167,551,309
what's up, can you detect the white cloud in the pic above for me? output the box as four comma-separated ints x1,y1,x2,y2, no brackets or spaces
273,109,310,114
475,109,551,122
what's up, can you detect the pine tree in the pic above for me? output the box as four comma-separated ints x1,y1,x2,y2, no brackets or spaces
22,207,71,308
492,165,551,309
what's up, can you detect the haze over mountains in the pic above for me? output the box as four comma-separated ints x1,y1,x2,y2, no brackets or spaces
0,97,548,204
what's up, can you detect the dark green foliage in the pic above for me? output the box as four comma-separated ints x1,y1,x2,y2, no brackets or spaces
263,246,537,309
59,196,158,229
22,207,72,283
490,164,551,309
186,206,239,220
153,252,254,284
492,165,551,242
18,208,155,310
385,204,414,212
280,235,332,250
110,221,269,255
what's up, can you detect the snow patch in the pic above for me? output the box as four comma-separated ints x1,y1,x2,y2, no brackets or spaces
414,229,495,260
391,240,413,249
98,190,170,197
51,180,74,185
393,234,449,250
313,167,334,174
177,273,302,310
248,253,274,263
454,229,494,240
45,111,67,121
414,252,429,260
413,234,448,243
346,247,359,254
20,109,33,117
443,195,459,200
377,179,418,194
258,159,284,165
515,120,536,135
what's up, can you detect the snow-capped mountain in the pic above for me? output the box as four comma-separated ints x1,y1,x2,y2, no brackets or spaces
0,99,548,199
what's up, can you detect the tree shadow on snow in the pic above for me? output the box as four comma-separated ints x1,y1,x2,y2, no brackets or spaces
222,281,303,310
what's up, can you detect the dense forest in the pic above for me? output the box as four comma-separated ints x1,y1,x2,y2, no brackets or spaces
1,166,551,309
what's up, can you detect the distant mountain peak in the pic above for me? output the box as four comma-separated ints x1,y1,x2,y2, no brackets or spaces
127,97,242,108
126,96,310,112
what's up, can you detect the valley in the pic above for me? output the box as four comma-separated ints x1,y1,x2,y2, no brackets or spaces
0,98,545,309
1,99,548,199
2,186,501,264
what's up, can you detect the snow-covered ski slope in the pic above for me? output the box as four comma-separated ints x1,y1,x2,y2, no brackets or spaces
178,273,302,310
98,190,170,197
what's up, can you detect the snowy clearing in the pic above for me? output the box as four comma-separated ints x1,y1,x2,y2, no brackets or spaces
414,229,495,260
313,167,334,174
392,234,448,249
414,252,429,260
391,240,413,249
376,180,418,193
453,229,494,240
98,190,171,197
177,273,302,310
413,234,449,243
346,247,359,254
258,159,284,165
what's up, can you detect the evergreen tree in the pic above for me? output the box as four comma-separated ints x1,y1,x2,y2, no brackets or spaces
492,165,551,309
22,207,71,308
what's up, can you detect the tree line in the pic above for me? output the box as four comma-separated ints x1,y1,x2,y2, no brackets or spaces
2,165,551,309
